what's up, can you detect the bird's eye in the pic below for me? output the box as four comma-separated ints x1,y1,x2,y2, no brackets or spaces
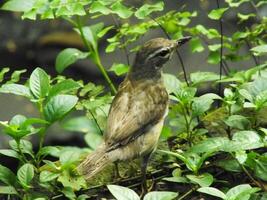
157,49,169,57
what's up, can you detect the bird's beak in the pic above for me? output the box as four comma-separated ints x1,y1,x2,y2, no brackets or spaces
176,36,192,47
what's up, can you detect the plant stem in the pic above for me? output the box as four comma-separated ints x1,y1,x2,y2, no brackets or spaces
216,0,224,99
178,187,197,200
76,16,117,94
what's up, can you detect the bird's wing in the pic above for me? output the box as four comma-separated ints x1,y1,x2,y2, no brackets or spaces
104,79,168,151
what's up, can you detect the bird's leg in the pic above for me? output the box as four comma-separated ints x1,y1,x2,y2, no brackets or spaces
140,152,152,199
113,162,121,179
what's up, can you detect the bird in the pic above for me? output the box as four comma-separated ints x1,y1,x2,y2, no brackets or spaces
77,36,191,193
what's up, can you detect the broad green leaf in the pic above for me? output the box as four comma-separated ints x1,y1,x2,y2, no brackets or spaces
163,73,181,94
237,13,256,22
1,0,34,12
97,25,114,38
225,184,252,199
84,132,103,150
208,8,228,20
190,71,220,85
107,185,139,200
37,146,60,158
216,159,242,172
9,140,33,156
223,131,264,152
17,163,34,187
6,69,26,83
58,171,86,191
48,79,81,98
255,154,267,181
0,186,17,195
186,173,213,187
62,187,76,199
106,42,120,53
189,137,229,153
55,48,89,73
109,63,130,76
144,191,178,200
163,177,189,183
59,150,81,165
207,51,220,64
235,150,247,164
251,44,267,56
197,187,226,199
62,116,100,134
192,93,221,116
0,68,9,82
0,164,17,186
0,84,31,98
189,37,204,53
44,94,78,122
135,2,164,19
89,1,111,15
226,0,250,7
0,149,20,160
111,2,133,19
29,68,50,98
224,115,251,130
40,171,59,182
77,23,104,50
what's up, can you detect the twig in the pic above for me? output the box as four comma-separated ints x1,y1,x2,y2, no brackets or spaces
178,187,197,200
111,15,130,66
216,0,224,98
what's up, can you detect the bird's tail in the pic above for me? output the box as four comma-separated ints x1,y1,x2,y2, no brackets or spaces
77,144,111,180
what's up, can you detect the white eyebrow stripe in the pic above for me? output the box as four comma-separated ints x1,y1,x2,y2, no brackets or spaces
147,47,171,60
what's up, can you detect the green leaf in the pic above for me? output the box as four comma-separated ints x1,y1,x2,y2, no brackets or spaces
40,171,59,182
29,67,50,98
106,42,120,53
237,13,256,22
226,0,250,7
207,50,220,64
59,150,81,165
58,171,86,191
144,191,178,200
192,93,221,116
17,163,34,187
0,149,20,160
0,186,17,195
37,146,61,158
78,23,104,50
216,159,242,172
97,25,114,38
223,131,264,152
186,173,213,187
0,164,17,186
0,84,31,98
225,184,252,200
109,63,130,76
107,185,140,200
55,48,89,73
224,115,251,130
189,37,204,53
163,73,181,94
0,68,9,82
163,177,189,183
9,140,33,156
189,137,229,153
48,79,81,98
190,71,220,85
110,2,133,19
6,69,27,83
255,154,267,181
62,116,100,134
197,187,226,199
1,0,34,12
84,132,103,150
44,94,78,122
135,2,164,19
89,1,111,15
208,8,228,20
251,45,267,56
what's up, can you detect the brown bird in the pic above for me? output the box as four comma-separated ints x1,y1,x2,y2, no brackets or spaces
77,37,191,192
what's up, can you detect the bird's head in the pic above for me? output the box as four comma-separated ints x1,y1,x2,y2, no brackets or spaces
130,37,191,79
